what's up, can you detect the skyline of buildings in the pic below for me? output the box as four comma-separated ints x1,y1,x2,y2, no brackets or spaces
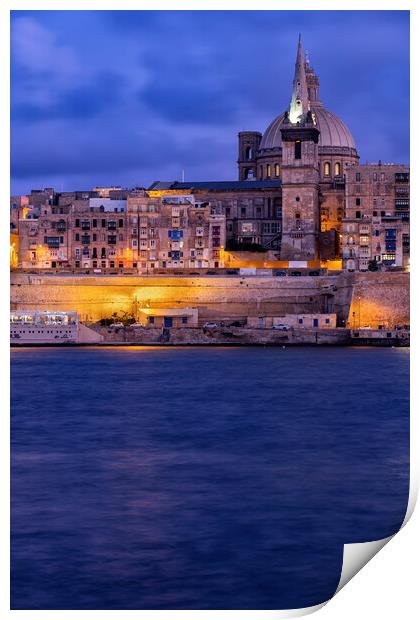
10,32,410,273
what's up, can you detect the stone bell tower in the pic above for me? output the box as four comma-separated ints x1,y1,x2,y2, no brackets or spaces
280,34,320,262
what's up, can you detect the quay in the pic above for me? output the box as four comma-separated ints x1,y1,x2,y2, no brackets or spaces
10,324,409,348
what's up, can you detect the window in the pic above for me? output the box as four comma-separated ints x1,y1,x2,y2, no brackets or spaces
325,318,330,324
295,212,301,230
334,162,341,176
148,316,155,324
75,233,80,241
356,198,361,206
241,207,246,217
245,146,252,160
298,318,303,324
356,172,361,181
92,219,97,228
355,211,361,219
75,219,80,227
294,141,301,160
275,164,280,177
373,173,377,181
182,316,188,325
259,166,263,179
266,164,271,178
295,196,300,202
324,162,331,176
101,219,106,228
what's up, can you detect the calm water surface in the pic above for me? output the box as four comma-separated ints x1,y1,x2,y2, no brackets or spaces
11,346,409,610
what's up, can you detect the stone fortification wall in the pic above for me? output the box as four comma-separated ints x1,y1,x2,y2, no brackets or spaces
346,272,409,328
10,272,409,327
10,274,335,323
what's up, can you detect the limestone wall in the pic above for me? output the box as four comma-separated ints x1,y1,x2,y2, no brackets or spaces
346,272,410,328
10,273,333,322
10,272,409,327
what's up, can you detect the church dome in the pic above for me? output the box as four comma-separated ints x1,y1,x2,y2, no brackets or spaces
259,103,357,152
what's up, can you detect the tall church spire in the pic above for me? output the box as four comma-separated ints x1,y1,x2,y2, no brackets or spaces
288,34,310,124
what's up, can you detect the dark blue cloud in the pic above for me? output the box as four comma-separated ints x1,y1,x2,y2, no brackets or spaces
10,10,410,194
12,71,126,122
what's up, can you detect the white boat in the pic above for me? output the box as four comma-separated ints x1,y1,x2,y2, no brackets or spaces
10,311,78,345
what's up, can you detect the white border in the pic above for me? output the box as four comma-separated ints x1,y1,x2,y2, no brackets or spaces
2,1,417,618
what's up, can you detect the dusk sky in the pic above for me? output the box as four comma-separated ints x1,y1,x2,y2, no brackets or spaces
11,10,409,195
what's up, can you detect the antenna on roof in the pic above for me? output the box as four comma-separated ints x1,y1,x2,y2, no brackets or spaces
181,169,185,183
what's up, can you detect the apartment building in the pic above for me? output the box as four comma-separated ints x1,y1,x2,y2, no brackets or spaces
342,164,409,271
16,191,225,272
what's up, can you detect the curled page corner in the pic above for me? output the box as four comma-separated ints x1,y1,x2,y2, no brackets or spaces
334,535,393,595
401,481,418,528
274,601,328,618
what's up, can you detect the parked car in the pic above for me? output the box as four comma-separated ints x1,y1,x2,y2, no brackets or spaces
309,270,320,276
290,271,302,277
272,323,290,331
109,322,124,328
360,326,372,330
131,323,146,328
274,270,287,277
203,322,218,329
227,269,239,275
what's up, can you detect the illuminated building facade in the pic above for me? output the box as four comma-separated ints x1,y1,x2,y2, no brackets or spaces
16,190,225,271
342,164,410,271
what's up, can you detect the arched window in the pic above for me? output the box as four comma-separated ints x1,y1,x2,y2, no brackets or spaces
334,162,341,176
259,166,263,179
245,146,253,160
275,164,280,177
295,212,302,231
324,162,331,177
245,168,255,180
266,164,271,178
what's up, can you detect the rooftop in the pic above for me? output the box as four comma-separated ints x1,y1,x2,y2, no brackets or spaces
148,180,282,191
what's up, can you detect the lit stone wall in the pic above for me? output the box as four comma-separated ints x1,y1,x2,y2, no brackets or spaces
10,272,409,327
10,274,333,322
346,272,409,328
